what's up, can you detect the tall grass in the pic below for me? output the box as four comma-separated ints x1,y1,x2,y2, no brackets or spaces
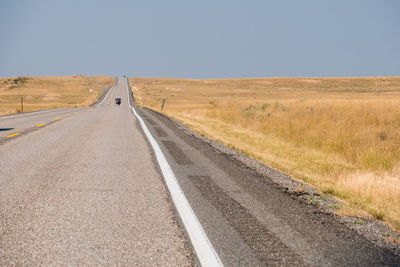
131,77,400,231
0,75,114,116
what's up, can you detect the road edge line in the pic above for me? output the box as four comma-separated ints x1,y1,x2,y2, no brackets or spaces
126,79,223,267
0,108,71,120
97,85,113,106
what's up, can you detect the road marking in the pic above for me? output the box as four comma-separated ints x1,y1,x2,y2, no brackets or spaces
0,108,70,120
37,123,45,127
126,79,223,267
98,86,113,106
7,133,20,138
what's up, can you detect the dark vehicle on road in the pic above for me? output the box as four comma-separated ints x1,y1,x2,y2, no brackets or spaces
115,97,121,106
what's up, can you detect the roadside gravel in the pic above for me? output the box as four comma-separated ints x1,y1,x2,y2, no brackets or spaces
145,107,400,259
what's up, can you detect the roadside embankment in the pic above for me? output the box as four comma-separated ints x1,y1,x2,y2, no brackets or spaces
130,76,400,236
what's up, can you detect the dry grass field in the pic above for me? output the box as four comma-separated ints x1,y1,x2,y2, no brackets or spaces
130,76,400,231
0,75,115,116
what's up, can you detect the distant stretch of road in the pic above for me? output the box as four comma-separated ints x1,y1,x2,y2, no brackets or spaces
0,78,398,266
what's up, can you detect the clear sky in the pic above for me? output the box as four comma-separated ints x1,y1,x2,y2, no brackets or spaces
0,0,399,78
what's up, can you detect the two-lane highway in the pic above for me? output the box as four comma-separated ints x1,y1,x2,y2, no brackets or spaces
1,77,399,266
0,79,191,266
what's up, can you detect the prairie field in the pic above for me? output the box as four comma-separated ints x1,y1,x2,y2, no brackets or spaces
130,76,400,231
0,75,114,116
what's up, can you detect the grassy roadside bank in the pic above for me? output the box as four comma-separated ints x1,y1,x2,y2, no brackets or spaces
130,76,400,232
0,75,114,116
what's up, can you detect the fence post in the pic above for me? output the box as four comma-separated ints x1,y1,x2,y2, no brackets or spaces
161,97,166,112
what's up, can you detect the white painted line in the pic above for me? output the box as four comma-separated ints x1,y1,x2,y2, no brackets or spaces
0,108,71,120
126,79,223,267
98,86,113,106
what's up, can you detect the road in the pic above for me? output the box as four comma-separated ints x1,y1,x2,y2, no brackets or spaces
0,108,81,139
0,79,191,266
1,78,399,266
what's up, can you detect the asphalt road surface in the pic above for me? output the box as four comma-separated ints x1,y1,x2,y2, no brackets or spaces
0,108,81,139
1,78,399,266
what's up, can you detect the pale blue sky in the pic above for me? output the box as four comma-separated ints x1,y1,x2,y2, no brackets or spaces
0,0,399,78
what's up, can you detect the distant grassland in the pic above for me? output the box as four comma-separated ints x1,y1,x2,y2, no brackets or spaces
130,76,400,231
0,75,114,116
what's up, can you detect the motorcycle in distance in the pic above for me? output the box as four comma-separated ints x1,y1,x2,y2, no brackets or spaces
115,97,121,106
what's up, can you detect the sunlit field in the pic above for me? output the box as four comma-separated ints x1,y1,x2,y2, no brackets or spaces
130,76,400,231
0,75,115,116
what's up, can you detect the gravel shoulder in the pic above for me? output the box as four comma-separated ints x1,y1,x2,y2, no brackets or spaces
136,104,400,265
152,109,400,256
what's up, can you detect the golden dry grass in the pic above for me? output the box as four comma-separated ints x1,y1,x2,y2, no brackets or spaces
0,75,114,116
130,76,400,231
